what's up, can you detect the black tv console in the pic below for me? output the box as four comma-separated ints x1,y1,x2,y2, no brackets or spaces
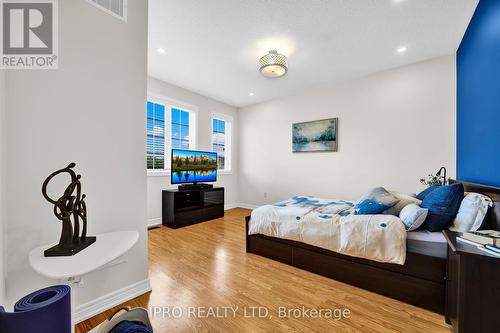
162,187,224,228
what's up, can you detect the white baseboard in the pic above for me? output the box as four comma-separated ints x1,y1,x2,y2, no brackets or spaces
148,204,258,227
147,218,162,228
224,203,238,210
234,203,258,210
149,204,256,218
75,278,151,323
226,203,258,210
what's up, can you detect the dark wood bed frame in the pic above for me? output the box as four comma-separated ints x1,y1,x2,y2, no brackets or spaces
245,180,500,314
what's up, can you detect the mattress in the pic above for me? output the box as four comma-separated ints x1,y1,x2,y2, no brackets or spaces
406,230,447,259
249,198,407,264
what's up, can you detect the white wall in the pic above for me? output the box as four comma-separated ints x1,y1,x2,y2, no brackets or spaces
238,55,456,206
0,69,5,304
3,0,148,313
147,77,239,225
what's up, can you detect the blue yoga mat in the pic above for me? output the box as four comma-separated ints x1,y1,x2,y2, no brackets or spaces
0,285,71,333
110,320,152,333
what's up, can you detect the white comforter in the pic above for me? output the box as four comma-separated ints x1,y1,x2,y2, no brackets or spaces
249,196,407,264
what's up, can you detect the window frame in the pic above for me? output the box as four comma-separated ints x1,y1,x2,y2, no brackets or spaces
147,94,198,176
86,0,128,22
146,98,166,173
211,112,232,174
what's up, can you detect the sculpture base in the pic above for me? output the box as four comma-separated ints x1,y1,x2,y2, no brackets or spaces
44,236,96,257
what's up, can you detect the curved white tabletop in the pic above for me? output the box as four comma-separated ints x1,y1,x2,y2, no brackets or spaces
29,231,139,280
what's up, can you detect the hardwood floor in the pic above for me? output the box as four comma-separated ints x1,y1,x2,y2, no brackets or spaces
76,208,452,333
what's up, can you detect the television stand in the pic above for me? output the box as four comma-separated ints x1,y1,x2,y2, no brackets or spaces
178,183,213,191
162,187,224,228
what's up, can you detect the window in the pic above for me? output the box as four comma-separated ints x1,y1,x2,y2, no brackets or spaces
171,108,190,150
147,101,165,170
211,114,232,172
147,97,197,173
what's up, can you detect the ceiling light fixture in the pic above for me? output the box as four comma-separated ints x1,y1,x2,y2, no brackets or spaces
249,92,255,96
157,47,166,54
259,50,288,78
397,46,407,54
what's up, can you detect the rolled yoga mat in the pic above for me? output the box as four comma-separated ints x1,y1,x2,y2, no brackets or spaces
0,285,71,333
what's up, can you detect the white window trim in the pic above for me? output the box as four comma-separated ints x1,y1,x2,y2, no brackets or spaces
146,170,170,177
211,112,233,174
169,99,198,153
85,0,128,22
147,94,198,176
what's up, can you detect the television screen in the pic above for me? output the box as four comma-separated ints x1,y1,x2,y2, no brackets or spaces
171,149,218,184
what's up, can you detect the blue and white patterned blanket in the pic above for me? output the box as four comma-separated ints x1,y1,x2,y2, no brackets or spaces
249,196,407,264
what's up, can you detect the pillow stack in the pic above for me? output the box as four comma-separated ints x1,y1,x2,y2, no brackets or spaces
354,184,490,233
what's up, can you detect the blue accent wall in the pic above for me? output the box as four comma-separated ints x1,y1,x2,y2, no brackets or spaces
457,0,500,187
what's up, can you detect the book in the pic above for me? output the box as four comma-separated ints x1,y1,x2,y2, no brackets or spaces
485,244,500,254
457,237,500,257
457,236,482,247
476,245,500,257
462,230,500,246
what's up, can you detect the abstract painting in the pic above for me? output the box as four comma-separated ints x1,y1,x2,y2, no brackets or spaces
292,118,338,152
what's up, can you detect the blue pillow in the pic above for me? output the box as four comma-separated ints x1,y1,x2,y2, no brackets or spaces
416,185,440,200
355,187,400,215
421,183,464,232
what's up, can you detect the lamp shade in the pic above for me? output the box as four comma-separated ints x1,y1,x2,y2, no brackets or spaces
259,50,288,78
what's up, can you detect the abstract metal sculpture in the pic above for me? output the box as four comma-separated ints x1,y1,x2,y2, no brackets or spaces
42,163,96,257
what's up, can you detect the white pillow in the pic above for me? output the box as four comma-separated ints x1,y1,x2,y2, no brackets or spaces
383,191,422,216
399,204,428,231
449,193,493,232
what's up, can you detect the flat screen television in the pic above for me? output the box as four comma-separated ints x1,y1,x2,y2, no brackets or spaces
171,149,217,184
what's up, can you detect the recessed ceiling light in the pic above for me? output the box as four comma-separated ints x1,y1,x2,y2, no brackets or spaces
397,46,407,54
157,48,166,54
392,0,407,3
249,92,255,97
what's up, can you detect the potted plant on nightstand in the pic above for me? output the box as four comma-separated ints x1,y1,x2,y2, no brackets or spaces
420,167,448,186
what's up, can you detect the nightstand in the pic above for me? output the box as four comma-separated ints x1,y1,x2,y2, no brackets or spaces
443,230,500,333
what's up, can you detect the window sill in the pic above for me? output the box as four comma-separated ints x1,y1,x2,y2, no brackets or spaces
147,170,170,177
147,170,232,177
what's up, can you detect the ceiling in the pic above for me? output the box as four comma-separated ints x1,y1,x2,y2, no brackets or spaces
148,0,478,108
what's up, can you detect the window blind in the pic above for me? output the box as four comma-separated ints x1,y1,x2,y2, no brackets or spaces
212,118,226,169
147,102,165,170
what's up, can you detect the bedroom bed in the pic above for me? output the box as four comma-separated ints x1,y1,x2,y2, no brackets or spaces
245,180,500,314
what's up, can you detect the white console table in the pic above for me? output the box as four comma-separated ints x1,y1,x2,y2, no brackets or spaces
29,231,139,332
